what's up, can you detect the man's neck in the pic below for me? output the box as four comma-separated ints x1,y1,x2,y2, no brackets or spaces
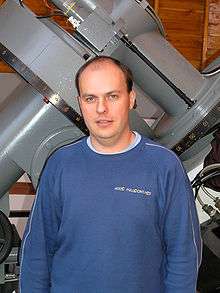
90,131,135,154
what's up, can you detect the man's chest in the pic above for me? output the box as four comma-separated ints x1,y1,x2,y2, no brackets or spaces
59,166,162,235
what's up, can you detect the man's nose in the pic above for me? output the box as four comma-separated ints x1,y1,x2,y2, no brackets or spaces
96,97,108,114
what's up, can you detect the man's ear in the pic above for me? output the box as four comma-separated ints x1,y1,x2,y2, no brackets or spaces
77,96,80,104
129,90,136,110
77,96,83,115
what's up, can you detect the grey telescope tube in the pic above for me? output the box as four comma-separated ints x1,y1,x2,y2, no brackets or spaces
51,0,96,22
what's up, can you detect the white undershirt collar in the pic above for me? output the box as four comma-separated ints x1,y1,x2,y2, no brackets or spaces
86,131,141,155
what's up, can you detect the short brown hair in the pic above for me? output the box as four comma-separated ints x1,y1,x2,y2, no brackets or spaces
75,56,134,95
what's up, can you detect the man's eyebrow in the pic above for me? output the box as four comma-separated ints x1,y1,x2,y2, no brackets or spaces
81,93,97,98
81,90,121,98
106,90,121,95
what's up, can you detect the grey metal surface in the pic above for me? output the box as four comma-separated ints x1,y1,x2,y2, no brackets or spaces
158,75,220,146
51,0,122,51
51,0,96,21
129,110,153,137
30,126,83,187
0,0,88,111
0,0,219,185
0,73,21,105
0,77,83,197
113,33,205,116
0,194,10,217
133,31,205,101
77,7,123,51
40,19,94,60
0,43,88,135
108,0,162,37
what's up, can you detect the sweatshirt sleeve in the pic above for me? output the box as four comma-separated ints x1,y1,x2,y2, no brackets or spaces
19,156,61,293
162,156,202,293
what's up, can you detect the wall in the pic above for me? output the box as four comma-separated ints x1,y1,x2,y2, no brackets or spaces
155,0,206,69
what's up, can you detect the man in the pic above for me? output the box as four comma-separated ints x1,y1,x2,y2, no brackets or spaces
20,56,201,292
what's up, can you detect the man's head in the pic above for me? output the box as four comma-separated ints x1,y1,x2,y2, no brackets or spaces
75,56,134,96
75,56,136,151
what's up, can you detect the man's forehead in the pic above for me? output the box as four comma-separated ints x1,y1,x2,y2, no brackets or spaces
85,61,105,71
82,60,122,75
78,60,128,94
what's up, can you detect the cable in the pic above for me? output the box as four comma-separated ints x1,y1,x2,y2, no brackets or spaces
200,163,220,176
202,65,220,77
200,171,220,185
194,186,199,199
18,0,24,8
192,170,220,189
197,193,205,206
192,165,220,222
144,5,166,37
192,164,220,187
195,183,220,222
201,185,216,201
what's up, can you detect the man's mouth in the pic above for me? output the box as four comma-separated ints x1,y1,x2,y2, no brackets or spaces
96,119,113,126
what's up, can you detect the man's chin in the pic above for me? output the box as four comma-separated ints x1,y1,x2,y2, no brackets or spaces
90,130,118,141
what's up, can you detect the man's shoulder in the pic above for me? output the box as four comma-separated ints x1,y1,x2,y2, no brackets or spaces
139,136,186,179
46,137,86,167
140,136,181,166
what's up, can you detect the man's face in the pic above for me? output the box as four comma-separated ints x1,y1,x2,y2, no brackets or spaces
78,61,135,146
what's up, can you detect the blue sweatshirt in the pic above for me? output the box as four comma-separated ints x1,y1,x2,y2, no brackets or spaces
20,135,201,293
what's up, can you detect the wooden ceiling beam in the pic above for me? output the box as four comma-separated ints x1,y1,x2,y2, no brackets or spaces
154,0,160,14
201,0,210,70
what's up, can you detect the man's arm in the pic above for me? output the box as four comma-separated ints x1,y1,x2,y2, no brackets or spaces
19,157,61,293
163,157,202,293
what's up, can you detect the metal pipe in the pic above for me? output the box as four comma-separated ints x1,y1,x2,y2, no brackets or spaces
119,34,196,109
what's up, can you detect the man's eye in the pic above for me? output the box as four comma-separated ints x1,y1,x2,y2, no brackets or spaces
85,96,95,103
108,94,118,100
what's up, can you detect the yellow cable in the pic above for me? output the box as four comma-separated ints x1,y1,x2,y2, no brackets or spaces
64,0,79,16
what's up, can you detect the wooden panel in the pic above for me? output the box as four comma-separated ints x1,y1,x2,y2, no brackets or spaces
208,35,220,48
166,33,203,48
23,0,74,32
206,0,220,62
148,0,155,8
23,0,50,15
201,0,209,68
0,61,14,72
157,0,206,69
159,0,204,10
9,182,35,195
154,0,159,14
160,12,204,34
